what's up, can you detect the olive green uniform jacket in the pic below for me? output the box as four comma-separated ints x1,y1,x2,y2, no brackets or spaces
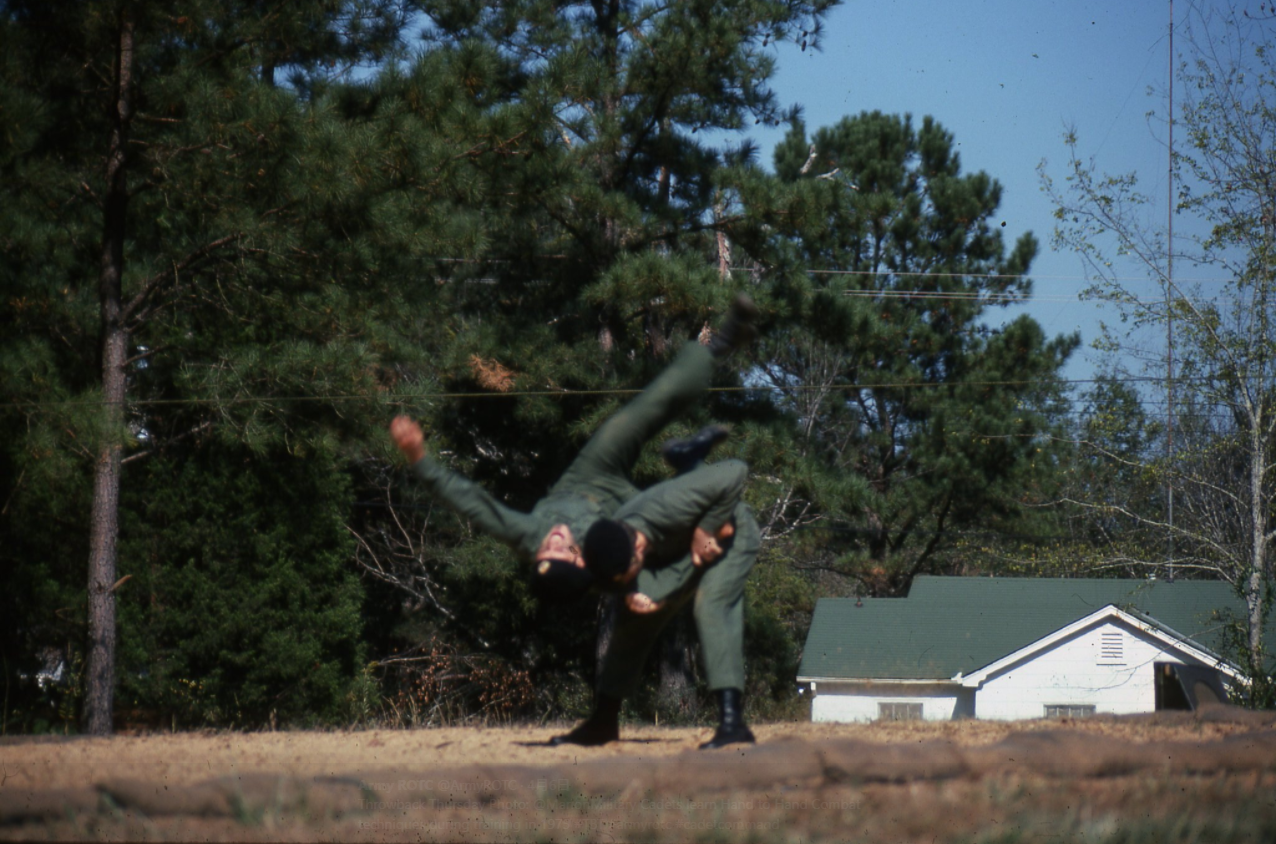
408,342,714,563
598,460,759,696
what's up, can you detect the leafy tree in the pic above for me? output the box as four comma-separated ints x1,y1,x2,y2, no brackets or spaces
762,111,1078,596
115,446,368,727
1044,1,1276,704
975,376,1166,581
1058,376,1167,573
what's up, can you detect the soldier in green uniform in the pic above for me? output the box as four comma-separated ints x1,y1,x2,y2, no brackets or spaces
552,458,758,749
390,296,760,747
389,295,758,582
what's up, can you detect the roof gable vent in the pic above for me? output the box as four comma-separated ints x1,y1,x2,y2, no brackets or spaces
1097,630,1125,665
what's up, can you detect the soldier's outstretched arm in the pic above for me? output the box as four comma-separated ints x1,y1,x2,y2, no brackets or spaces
389,416,537,553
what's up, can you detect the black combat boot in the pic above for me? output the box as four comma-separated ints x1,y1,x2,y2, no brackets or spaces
661,425,730,475
550,693,621,747
699,688,756,750
708,294,760,358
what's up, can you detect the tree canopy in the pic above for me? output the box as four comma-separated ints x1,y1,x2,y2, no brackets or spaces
6,0,1194,734
759,112,1077,595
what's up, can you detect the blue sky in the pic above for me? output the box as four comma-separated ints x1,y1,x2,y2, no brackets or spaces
744,0,1185,386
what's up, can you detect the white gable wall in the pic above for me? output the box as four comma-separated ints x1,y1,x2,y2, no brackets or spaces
973,618,1195,720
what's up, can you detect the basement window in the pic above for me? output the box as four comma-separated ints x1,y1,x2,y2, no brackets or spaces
878,702,923,722
1044,704,1096,718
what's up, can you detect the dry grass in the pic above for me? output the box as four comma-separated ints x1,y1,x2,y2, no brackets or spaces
3,714,1274,843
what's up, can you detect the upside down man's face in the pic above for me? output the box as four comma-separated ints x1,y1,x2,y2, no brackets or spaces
535,524,583,568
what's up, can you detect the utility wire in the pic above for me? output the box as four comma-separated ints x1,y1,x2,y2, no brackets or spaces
0,373,1211,406
0,374,1242,427
381,254,1243,290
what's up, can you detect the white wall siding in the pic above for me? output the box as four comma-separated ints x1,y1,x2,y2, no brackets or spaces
973,620,1189,721
810,684,974,723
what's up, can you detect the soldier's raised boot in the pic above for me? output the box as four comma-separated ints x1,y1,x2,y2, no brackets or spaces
661,425,730,475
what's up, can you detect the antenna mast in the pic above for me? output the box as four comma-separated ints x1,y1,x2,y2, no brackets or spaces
1166,0,1176,580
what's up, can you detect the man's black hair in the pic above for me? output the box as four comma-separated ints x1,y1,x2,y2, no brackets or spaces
530,559,594,604
583,518,636,582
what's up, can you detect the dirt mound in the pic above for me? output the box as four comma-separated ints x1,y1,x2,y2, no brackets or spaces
3,706,1275,842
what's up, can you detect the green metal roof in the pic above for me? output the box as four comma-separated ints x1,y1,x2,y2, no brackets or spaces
798,576,1264,682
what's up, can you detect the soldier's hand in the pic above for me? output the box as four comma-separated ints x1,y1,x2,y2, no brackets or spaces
625,592,661,614
691,526,724,567
691,520,735,567
390,416,426,464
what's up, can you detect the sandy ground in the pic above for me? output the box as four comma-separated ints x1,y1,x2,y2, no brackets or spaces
3,713,1276,842
0,716,1264,791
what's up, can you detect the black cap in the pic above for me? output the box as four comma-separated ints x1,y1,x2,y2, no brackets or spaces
530,559,594,604
583,519,636,582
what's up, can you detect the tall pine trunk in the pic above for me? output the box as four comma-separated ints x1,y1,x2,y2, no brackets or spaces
84,14,134,737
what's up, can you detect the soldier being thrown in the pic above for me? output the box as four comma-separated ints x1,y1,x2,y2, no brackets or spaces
389,294,758,598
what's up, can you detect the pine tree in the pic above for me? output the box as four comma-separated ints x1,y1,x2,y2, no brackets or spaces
0,0,415,733
764,112,1078,595
407,0,837,355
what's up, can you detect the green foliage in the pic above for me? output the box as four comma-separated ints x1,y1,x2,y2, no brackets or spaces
1,0,1093,730
742,547,817,718
402,0,841,355
1209,606,1276,711
763,112,1077,595
112,446,367,727
0,397,95,733
0,0,420,730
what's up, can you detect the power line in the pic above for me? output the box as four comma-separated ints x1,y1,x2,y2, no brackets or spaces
801,267,1237,286
370,253,1242,290
0,373,1234,413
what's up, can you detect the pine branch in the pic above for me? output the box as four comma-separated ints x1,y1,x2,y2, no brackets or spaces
123,234,243,326
120,421,214,466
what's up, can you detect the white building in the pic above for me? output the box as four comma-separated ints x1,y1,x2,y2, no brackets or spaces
798,576,1256,723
